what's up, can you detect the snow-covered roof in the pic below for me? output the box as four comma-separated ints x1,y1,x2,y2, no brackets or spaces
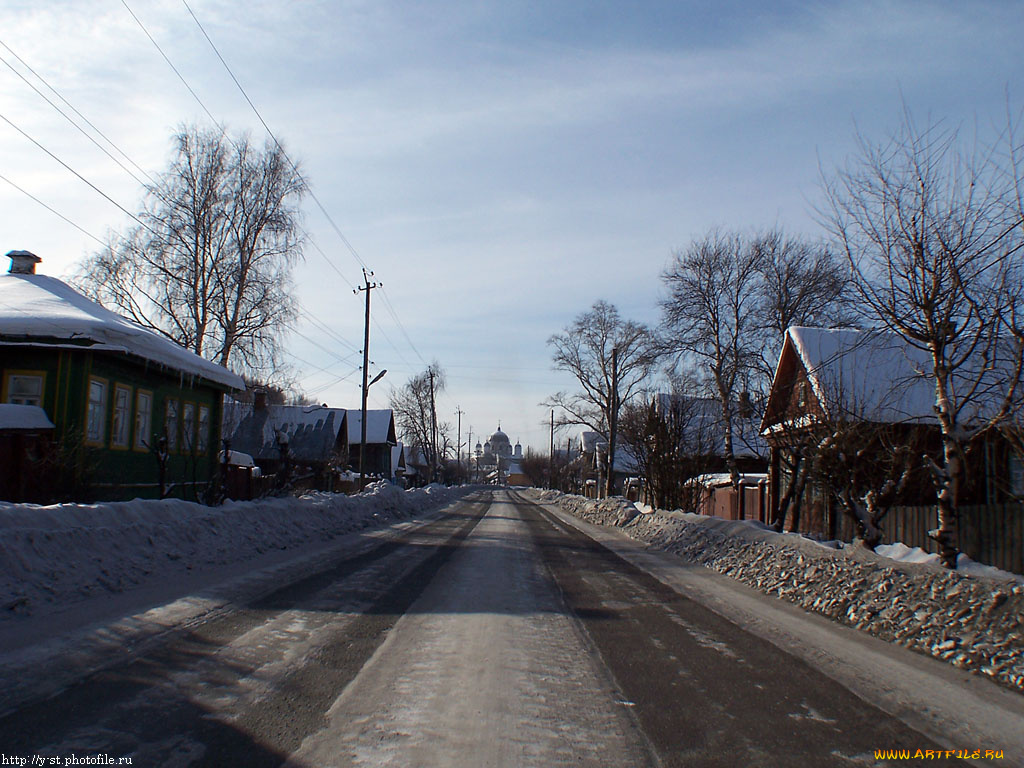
392,443,406,474
0,404,54,431
347,409,397,446
655,394,767,459
787,326,936,424
0,273,244,390
225,402,348,463
579,431,606,453
693,472,768,488
218,449,255,467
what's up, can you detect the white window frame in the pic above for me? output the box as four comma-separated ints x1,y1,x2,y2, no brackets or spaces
165,399,179,451
86,377,107,444
182,401,196,453
135,391,153,451
111,384,132,448
197,405,210,453
5,372,44,407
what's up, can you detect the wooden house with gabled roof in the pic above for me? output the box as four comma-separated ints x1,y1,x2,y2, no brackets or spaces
0,250,244,501
760,326,1023,538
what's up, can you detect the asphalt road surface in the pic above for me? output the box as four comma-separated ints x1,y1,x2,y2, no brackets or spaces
0,488,1009,767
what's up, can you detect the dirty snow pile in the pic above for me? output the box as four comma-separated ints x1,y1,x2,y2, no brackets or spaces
533,490,1024,693
0,482,472,620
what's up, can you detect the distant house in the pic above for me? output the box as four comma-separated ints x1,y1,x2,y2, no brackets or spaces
651,393,769,516
0,250,244,501
691,472,769,521
573,431,642,498
654,393,768,475
391,442,408,485
347,409,398,479
224,393,350,493
403,444,428,487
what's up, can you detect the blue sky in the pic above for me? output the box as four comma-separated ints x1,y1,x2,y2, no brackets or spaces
1,0,1022,451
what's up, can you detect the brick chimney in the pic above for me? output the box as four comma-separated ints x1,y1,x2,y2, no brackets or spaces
253,389,268,411
7,250,41,274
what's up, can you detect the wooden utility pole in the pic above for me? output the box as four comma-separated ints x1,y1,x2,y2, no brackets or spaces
455,406,464,482
566,437,572,493
355,268,378,490
548,410,554,490
606,345,619,499
428,367,438,483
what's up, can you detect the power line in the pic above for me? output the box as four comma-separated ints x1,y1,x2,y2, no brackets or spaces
142,1,432,377
0,108,154,234
378,286,428,365
289,326,361,368
286,348,359,382
301,308,360,354
370,316,415,370
180,0,369,276
0,172,108,247
307,236,356,290
303,365,363,398
120,0,223,129
0,40,156,190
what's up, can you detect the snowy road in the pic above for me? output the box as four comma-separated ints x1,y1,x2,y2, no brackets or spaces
1,489,1019,766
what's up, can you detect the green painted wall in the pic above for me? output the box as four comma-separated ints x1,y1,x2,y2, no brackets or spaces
0,347,230,501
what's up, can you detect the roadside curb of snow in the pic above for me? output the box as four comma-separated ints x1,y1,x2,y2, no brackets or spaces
0,482,477,620
531,489,1024,694
0,483,483,719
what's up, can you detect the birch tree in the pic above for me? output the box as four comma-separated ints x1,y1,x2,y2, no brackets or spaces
822,114,1024,567
75,123,307,378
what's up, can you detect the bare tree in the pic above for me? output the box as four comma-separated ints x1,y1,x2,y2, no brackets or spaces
822,114,1024,567
618,390,718,512
75,123,307,379
755,231,851,336
763,417,815,534
753,230,852,382
813,418,926,549
391,363,449,483
660,231,762,490
519,448,551,488
545,300,658,498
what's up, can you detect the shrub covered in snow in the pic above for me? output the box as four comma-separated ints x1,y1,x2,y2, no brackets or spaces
533,489,1024,694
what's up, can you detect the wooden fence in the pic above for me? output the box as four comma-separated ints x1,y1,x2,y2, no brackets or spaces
880,503,1024,576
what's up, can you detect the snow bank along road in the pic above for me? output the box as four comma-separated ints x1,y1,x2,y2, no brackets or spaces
1,489,1021,767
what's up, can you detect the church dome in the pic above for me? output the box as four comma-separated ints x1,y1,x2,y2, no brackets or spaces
489,426,512,457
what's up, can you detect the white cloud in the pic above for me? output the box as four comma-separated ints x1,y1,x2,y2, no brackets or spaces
1,0,1023,448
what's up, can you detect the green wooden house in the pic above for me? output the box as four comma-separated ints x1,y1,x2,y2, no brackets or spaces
0,251,244,501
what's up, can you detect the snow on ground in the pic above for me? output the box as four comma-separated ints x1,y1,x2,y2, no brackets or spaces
0,482,477,716
537,490,1024,694
0,482,472,623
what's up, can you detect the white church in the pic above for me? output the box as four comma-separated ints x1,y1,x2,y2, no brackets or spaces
472,425,527,485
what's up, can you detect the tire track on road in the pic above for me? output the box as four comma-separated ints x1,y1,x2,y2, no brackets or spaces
512,491,959,768
0,493,492,766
